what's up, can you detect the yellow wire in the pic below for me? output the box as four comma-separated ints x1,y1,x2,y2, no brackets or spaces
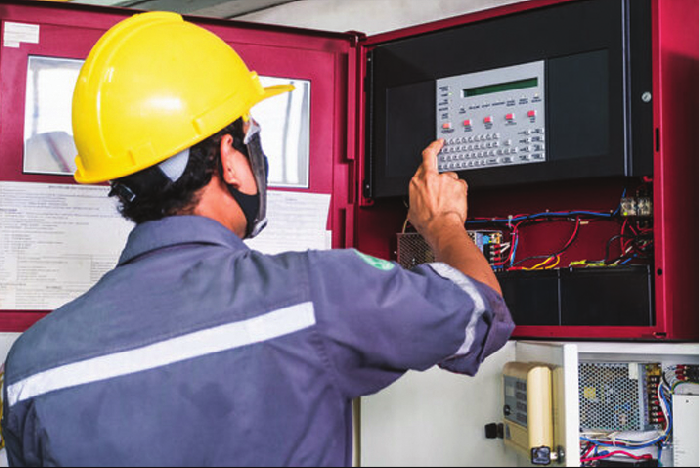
525,256,555,270
545,255,561,269
570,260,606,268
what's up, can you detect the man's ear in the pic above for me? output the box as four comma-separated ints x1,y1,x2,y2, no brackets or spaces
220,134,243,188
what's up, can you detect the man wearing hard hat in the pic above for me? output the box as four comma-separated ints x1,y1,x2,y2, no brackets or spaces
2,12,513,467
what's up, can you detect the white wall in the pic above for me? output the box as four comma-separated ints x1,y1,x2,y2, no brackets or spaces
0,333,20,365
238,0,524,36
360,342,519,467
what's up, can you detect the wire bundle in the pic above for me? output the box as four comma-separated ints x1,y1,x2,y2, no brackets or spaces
466,187,657,271
468,189,625,270
578,365,700,467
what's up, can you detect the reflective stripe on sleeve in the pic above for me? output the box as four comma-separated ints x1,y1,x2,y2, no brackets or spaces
428,263,487,357
7,301,316,407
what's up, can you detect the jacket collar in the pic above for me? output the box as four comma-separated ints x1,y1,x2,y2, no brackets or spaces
118,215,248,265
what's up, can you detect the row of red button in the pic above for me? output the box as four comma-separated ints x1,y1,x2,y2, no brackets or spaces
442,110,537,130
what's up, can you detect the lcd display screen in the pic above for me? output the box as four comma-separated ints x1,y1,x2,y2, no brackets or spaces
463,77,539,97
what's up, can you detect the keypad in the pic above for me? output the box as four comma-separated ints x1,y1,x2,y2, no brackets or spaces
438,129,545,172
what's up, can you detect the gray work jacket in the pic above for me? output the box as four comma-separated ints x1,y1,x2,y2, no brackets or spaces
2,215,514,467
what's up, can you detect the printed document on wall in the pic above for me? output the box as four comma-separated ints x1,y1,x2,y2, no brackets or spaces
245,190,332,255
0,182,133,310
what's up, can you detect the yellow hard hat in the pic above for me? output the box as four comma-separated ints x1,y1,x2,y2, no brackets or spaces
72,11,293,184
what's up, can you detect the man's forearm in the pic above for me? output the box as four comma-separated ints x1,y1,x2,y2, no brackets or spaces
427,219,503,295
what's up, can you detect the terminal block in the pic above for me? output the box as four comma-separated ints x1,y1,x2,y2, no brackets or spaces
621,197,653,217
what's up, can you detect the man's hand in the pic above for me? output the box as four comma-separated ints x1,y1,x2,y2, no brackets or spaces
408,139,469,249
407,139,502,295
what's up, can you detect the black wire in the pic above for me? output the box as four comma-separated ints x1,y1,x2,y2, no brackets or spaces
662,369,672,389
601,234,635,264
466,210,616,226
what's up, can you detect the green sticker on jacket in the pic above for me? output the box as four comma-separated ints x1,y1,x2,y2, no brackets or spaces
353,250,396,271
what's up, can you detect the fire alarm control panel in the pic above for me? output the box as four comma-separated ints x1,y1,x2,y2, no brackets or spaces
436,60,546,172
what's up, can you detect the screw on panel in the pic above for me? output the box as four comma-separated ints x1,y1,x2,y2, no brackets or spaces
642,92,652,103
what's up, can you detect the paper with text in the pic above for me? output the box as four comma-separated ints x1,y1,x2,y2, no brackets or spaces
0,182,133,310
245,191,332,255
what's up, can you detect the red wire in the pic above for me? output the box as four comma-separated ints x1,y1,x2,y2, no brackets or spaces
620,219,629,253
622,237,635,256
582,444,595,459
506,218,580,269
561,217,581,252
580,450,653,463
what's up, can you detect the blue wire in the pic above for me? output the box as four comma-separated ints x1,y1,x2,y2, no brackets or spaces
466,188,628,226
510,235,519,268
612,188,627,216
660,386,673,432
658,443,663,467
466,210,615,225
580,437,664,450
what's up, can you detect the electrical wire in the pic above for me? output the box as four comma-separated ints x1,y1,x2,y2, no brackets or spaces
466,187,629,269
580,381,672,452
512,217,581,268
601,234,634,264
672,381,699,393
658,378,672,441
581,450,653,463
612,188,627,216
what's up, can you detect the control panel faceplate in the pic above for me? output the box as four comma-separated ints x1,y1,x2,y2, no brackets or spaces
436,60,546,172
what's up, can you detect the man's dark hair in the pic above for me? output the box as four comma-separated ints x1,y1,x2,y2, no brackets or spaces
110,118,248,223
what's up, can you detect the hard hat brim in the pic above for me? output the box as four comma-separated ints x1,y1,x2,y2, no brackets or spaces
261,84,295,101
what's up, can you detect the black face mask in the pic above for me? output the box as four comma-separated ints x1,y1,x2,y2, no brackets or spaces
226,188,261,239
